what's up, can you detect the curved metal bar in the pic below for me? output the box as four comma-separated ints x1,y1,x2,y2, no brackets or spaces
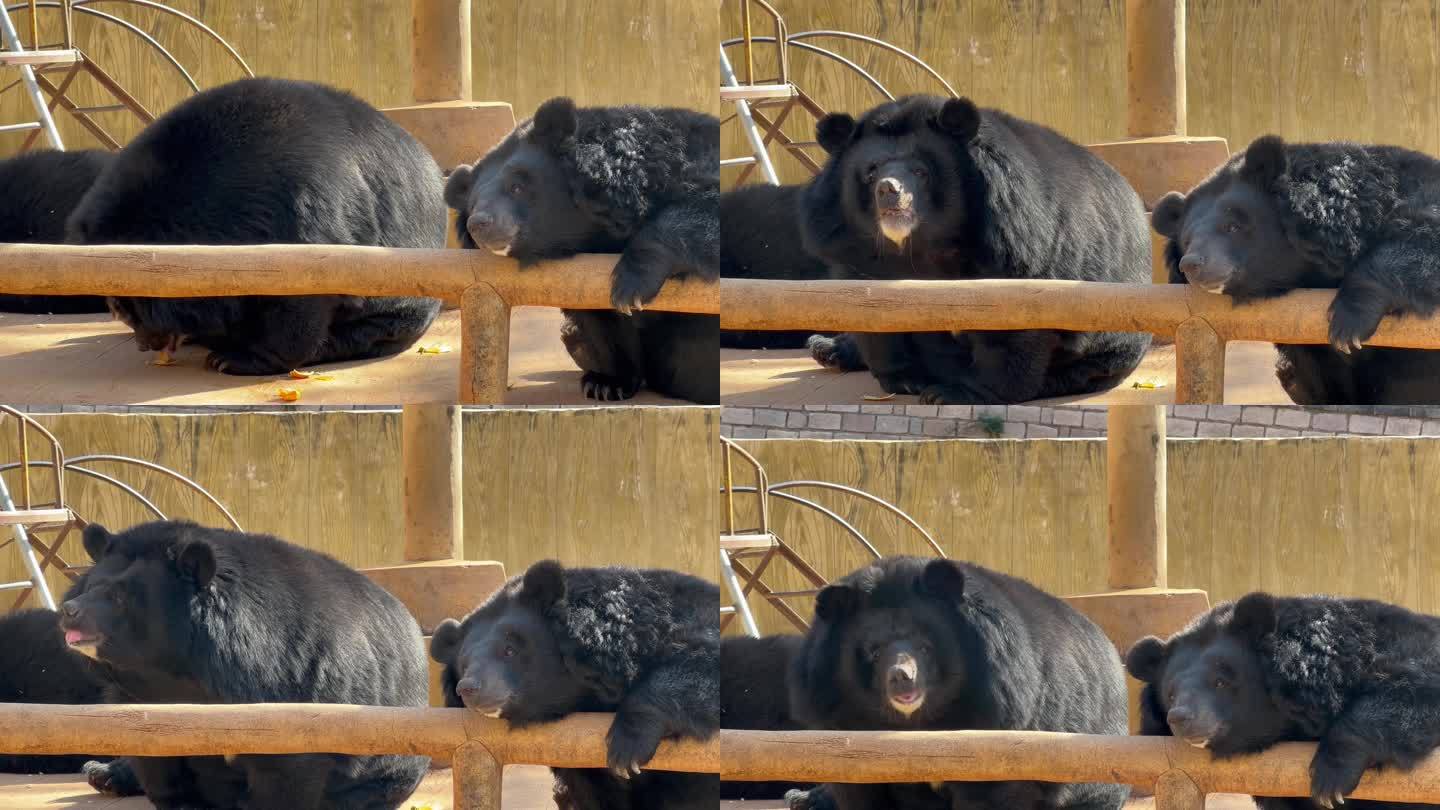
74,0,254,77
66,455,242,530
769,480,946,557
7,2,199,91
789,30,958,98
723,37,894,101
727,485,882,560
0,461,167,521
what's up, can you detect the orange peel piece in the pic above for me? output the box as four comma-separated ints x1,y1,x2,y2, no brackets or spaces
150,350,177,367
276,388,301,402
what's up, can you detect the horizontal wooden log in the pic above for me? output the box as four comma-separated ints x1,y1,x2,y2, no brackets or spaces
720,279,1440,349
0,243,718,315
720,729,1440,804
0,704,717,774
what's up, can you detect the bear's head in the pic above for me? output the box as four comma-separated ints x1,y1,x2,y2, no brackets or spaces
811,95,982,253
430,559,592,726
799,557,973,727
1152,136,1337,300
444,97,623,263
59,522,218,675
1126,593,1293,756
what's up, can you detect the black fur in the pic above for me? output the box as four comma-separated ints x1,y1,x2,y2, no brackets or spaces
430,560,719,810
788,556,1129,810
1127,593,1440,809
1156,136,1440,404
719,633,816,800
0,608,112,774
719,183,831,350
0,149,110,314
60,520,430,809
445,98,718,403
799,96,1151,404
67,77,443,374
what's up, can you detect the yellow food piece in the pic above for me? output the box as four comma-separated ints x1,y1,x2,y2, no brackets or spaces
276,388,301,402
150,350,177,367
1131,379,1166,390
288,369,311,379
862,393,896,401
417,343,453,354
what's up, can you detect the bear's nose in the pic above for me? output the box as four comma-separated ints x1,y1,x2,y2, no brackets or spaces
467,211,495,230
1179,253,1205,273
1166,706,1193,728
456,681,480,700
875,178,903,206
60,600,79,619
887,653,918,687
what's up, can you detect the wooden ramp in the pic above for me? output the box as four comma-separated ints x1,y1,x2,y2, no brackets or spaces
720,341,1290,406
0,765,559,809
0,307,685,407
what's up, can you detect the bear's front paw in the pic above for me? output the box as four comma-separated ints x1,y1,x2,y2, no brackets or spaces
204,350,285,376
84,761,120,795
1311,743,1367,809
609,265,668,315
1327,299,1383,355
605,714,665,779
581,371,642,402
785,787,835,810
807,334,865,371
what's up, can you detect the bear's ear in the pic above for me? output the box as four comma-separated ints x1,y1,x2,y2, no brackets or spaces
815,113,856,155
1230,592,1278,640
175,540,216,589
444,164,475,210
936,97,981,143
814,583,860,623
1240,135,1287,187
1125,636,1168,683
919,559,966,602
518,559,566,609
531,97,578,151
1151,191,1187,239
430,618,464,664
81,524,112,563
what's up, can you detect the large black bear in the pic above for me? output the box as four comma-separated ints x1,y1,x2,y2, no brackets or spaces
719,183,831,350
788,556,1129,810
0,149,111,314
1127,593,1440,810
67,77,443,375
0,608,112,775
445,97,719,404
719,633,815,801
60,520,430,809
1155,135,1440,404
799,96,1151,404
430,560,718,810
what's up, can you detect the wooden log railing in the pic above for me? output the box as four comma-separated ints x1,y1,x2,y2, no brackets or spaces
0,243,719,405
721,278,1440,404
722,728,1440,807
0,703,718,810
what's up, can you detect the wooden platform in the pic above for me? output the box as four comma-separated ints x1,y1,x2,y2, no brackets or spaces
720,794,1259,809
0,765,558,809
0,307,684,406
720,340,1290,405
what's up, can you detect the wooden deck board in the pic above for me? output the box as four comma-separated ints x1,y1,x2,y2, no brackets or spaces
0,307,684,407
720,341,1290,406
720,794,1260,809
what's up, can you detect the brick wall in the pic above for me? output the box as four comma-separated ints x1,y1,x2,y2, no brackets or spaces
720,405,1440,439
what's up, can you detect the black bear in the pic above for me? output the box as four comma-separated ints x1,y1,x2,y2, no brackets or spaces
788,556,1129,810
0,607,112,775
798,95,1152,404
1128,592,1440,810
67,77,443,374
430,559,718,810
445,97,719,404
60,520,430,809
1155,135,1440,404
719,183,831,350
719,633,815,801
0,149,111,314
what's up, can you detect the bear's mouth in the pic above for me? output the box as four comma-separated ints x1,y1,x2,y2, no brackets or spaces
877,208,917,245
888,688,925,715
1183,735,1211,749
63,629,102,659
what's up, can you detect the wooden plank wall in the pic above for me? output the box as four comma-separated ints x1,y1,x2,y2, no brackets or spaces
722,0,1440,187
0,408,719,605
726,436,1440,635
0,0,716,157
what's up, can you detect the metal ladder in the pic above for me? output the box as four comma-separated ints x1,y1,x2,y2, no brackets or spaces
0,0,71,149
719,44,785,186
0,474,60,610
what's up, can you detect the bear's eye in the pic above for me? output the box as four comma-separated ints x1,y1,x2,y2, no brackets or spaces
864,163,879,182
502,645,516,658
1213,676,1227,690
913,167,929,180
508,181,524,196
1224,221,1245,235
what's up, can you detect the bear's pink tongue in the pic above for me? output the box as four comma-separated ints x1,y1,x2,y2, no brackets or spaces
64,629,89,645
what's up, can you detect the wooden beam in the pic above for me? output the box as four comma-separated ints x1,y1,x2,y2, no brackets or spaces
453,740,502,810
0,704,717,774
460,285,511,404
362,560,507,635
1088,136,1229,209
1106,406,1166,590
411,0,471,103
1126,0,1186,137
1175,317,1227,404
402,403,463,562
719,278,1440,350
0,244,718,315
384,101,516,171
1063,589,1209,656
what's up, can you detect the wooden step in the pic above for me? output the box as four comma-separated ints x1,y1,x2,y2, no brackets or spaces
0,508,72,527
0,49,81,67
721,84,796,101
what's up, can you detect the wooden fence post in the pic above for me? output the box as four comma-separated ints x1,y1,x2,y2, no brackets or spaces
1174,317,1226,404
1106,405,1167,590
1154,769,1206,810
402,402,463,562
411,0,471,103
460,285,511,405
1127,0,1186,138
452,740,503,810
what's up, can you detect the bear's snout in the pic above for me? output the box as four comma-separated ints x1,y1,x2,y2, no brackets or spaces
1179,253,1231,295
1166,705,1218,747
465,210,517,257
